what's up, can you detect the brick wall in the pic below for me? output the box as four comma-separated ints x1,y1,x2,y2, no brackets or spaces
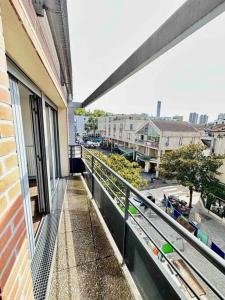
0,11,34,300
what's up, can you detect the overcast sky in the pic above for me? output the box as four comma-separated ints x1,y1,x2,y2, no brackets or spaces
68,0,225,122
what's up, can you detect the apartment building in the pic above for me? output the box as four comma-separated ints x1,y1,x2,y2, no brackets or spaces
98,113,148,146
199,114,209,125
68,102,89,145
189,112,199,124
207,125,225,184
99,115,201,176
0,1,72,299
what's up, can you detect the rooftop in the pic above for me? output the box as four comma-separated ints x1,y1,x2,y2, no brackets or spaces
152,120,198,133
211,124,225,132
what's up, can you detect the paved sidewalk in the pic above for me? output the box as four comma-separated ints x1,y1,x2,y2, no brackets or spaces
143,184,225,251
49,176,133,300
191,202,225,252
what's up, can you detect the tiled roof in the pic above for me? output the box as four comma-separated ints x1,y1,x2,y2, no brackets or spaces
152,120,198,132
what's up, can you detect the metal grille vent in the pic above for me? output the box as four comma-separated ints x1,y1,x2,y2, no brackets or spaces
31,179,67,300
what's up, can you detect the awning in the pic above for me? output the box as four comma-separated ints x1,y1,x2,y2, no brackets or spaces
118,147,135,157
136,151,151,162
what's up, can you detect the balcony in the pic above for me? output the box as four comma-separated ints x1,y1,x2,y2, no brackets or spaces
61,146,225,300
49,176,133,299
135,139,159,149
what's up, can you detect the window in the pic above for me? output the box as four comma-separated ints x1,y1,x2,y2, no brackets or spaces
45,104,60,197
130,124,133,130
165,137,170,146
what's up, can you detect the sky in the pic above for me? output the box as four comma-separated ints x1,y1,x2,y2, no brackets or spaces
67,0,225,122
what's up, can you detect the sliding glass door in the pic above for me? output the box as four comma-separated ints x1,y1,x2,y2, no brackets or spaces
10,77,50,254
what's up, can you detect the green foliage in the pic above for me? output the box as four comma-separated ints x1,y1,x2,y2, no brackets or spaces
84,110,107,134
91,109,107,118
89,150,147,202
74,108,88,116
85,116,97,134
74,108,107,118
160,144,224,207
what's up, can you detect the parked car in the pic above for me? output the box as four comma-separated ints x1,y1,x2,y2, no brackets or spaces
85,141,96,148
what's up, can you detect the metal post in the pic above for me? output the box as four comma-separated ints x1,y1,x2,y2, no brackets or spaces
70,145,72,175
122,187,130,264
91,155,94,196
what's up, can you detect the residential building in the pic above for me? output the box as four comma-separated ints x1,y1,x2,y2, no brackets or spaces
68,102,89,144
189,112,199,124
199,114,209,124
74,115,89,137
193,124,208,138
218,113,225,120
156,100,161,118
98,114,148,145
150,116,172,121
0,1,72,299
98,115,201,176
173,115,184,122
204,124,225,184
214,118,225,125
135,120,201,175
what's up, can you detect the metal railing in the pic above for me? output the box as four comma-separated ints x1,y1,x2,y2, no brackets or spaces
135,139,159,149
70,145,225,299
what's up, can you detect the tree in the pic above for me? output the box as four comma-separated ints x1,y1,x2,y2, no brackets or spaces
90,150,147,199
85,117,98,136
160,144,224,207
74,108,88,116
92,109,107,118
85,110,107,136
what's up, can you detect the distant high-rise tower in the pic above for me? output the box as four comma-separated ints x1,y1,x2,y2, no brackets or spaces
189,112,199,124
156,101,161,118
199,114,208,125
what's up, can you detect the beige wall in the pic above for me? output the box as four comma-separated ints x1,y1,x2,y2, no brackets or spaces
98,115,147,144
160,131,201,152
212,133,225,184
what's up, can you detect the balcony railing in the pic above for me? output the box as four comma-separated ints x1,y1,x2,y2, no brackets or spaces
69,145,225,300
135,139,159,149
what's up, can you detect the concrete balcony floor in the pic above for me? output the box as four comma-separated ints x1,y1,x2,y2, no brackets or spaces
49,176,133,300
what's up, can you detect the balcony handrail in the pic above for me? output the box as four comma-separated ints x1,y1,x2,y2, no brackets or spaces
81,146,225,276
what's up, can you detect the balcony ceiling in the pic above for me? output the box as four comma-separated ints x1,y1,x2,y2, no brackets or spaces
1,0,67,108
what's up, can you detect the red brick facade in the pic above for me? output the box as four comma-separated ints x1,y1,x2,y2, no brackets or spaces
0,9,34,299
